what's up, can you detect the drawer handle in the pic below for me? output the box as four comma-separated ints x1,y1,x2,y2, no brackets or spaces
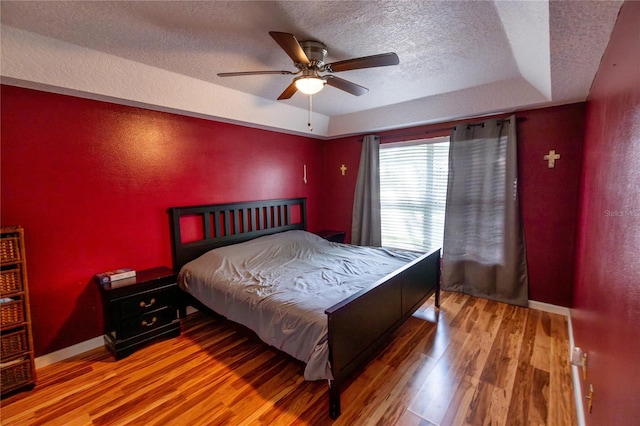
139,298,156,308
141,317,157,327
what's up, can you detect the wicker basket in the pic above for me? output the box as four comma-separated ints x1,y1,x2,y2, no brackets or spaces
1,329,28,361
0,299,25,328
0,237,21,264
0,268,23,295
1,358,33,391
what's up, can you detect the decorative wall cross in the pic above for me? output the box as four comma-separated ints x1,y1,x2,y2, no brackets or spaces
340,164,347,176
544,150,561,168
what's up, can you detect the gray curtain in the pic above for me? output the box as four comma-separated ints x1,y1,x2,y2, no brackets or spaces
351,135,381,246
442,115,528,306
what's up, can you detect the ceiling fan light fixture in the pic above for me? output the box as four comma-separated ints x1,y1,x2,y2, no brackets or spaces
295,76,325,95
219,32,400,102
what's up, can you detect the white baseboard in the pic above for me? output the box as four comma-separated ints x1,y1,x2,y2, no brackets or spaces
528,299,570,316
34,336,104,369
568,313,586,426
35,306,200,370
528,300,583,424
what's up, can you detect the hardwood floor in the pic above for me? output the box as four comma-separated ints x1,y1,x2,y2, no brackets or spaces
1,291,577,425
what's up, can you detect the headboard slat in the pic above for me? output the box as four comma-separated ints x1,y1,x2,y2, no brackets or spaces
242,208,248,233
223,210,230,236
203,212,211,239
266,206,272,228
214,211,221,238
259,208,265,230
237,209,241,232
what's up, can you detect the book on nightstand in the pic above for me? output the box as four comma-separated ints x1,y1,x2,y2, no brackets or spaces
95,268,136,284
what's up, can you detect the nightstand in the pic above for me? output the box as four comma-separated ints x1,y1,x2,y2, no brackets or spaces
314,230,346,243
97,266,180,360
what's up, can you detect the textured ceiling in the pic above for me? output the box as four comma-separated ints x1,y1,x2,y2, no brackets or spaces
0,1,623,138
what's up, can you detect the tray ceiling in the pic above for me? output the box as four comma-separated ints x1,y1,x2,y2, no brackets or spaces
0,1,623,137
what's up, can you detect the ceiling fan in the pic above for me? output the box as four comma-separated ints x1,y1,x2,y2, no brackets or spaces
217,31,400,100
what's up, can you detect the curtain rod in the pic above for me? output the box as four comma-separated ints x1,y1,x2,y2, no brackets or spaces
359,117,522,142
380,126,453,141
358,126,452,142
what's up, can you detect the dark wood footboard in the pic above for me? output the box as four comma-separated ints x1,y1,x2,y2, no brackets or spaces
325,248,441,419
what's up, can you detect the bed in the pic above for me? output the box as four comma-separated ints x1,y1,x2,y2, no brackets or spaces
168,198,440,418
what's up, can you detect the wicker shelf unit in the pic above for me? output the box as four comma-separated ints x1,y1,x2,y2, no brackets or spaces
1,226,36,396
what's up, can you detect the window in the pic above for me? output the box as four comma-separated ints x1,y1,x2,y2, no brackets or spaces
380,137,450,252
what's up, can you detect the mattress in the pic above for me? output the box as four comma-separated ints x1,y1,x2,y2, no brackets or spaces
178,230,421,380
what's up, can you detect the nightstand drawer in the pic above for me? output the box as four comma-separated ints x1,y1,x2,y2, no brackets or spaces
120,307,178,339
120,285,178,319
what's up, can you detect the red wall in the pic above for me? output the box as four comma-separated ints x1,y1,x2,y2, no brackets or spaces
572,1,640,423
323,105,585,307
1,84,589,357
518,104,585,305
1,85,324,356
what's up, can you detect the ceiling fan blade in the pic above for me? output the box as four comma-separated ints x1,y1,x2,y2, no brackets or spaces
277,81,298,100
326,52,399,72
269,32,311,65
217,70,296,77
325,76,368,96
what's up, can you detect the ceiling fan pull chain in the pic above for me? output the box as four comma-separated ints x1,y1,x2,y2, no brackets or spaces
308,94,313,132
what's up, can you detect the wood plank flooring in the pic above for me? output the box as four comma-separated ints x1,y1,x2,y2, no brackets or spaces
0,291,577,425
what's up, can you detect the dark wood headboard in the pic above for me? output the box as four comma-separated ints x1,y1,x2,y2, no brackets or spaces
168,198,306,271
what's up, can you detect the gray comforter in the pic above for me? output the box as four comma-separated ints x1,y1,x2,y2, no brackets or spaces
178,230,420,380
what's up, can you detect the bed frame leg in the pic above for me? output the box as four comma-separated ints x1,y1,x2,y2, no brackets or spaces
329,380,341,419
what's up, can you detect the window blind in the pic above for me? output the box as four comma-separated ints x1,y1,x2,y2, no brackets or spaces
380,138,450,252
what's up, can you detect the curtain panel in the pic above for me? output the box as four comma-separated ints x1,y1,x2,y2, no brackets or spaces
442,115,529,306
351,135,382,246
